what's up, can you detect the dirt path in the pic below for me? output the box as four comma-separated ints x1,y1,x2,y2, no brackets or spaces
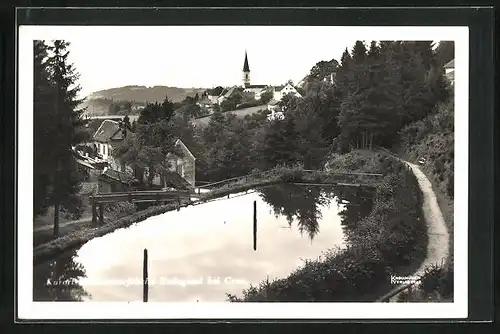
388,160,450,301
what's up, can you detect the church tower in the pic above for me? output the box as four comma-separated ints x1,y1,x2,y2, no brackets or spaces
242,50,250,88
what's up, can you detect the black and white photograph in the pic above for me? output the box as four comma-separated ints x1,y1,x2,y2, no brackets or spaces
17,20,470,320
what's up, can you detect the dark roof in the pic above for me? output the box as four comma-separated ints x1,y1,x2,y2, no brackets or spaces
175,135,201,159
100,168,135,184
243,50,250,72
246,85,267,89
164,171,191,190
222,86,238,98
444,59,455,69
93,119,133,143
93,120,122,143
75,158,95,170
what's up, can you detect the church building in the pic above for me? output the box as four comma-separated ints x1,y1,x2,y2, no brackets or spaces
241,50,268,97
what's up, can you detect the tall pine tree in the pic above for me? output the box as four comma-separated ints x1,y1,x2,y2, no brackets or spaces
34,40,57,217
45,40,88,236
351,41,367,65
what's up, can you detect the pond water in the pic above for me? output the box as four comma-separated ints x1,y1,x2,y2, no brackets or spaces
33,184,373,302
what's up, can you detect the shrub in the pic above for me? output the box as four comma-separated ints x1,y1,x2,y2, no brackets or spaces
420,263,454,298
104,201,136,219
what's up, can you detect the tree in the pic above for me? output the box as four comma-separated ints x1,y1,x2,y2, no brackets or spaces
259,91,273,104
434,41,455,67
340,48,351,68
115,96,182,188
308,59,339,83
206,86,224,96
351,41,367,65
34,40,57,217
220,98,237,112
44,40,88,236
367,41,380,61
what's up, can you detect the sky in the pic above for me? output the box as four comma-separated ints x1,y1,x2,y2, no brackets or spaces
29,26,361,97
20,25,461,98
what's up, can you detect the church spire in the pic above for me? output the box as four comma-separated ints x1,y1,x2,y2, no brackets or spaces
243,50,250,72
242,50,250,87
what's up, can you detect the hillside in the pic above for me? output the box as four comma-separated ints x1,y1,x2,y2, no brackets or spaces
193,105,267,127
82,85,206,116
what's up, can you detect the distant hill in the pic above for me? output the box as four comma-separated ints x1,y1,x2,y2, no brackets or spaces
82,85,206,116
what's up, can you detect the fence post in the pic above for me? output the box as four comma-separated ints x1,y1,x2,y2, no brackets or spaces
143,248,148,302
91,202,97,227
98,204,104,225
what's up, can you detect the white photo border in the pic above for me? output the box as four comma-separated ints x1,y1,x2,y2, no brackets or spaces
17,25,468,320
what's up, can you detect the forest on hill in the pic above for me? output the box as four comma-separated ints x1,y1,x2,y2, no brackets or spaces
82,85,206,116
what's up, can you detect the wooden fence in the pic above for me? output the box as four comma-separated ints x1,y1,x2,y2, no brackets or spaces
195,169,384,194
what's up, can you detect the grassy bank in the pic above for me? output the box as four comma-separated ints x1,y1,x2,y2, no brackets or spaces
396,100,454,302
227,151,427,302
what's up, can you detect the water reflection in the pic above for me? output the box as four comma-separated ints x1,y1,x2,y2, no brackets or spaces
33,184,374,302
33,249,90,301
259,184,373,241
258,184,335,240
335,186,374,242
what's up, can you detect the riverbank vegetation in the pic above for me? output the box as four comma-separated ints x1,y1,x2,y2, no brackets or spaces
227,151,427,301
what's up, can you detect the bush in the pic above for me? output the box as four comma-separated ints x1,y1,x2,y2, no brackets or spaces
401,100,454,199
420,263,454,298
104,201,136,219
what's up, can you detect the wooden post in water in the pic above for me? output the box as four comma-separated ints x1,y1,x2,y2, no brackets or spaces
177,196,181,211
143,248,148,302
99,204,104,225
253,200,257,251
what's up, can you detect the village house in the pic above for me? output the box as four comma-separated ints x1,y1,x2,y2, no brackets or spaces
207,94,220,104
91,118,197,192
93,119,130,170
162,138,196,189
272,83,302,101
217,86,240,105
98,167,136,193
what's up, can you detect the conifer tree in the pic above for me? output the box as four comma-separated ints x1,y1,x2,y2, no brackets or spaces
34,40,57,217
340,48,351,68
367,41,380,61
45,40,88,236
351,41,368,65
434,41,455,67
